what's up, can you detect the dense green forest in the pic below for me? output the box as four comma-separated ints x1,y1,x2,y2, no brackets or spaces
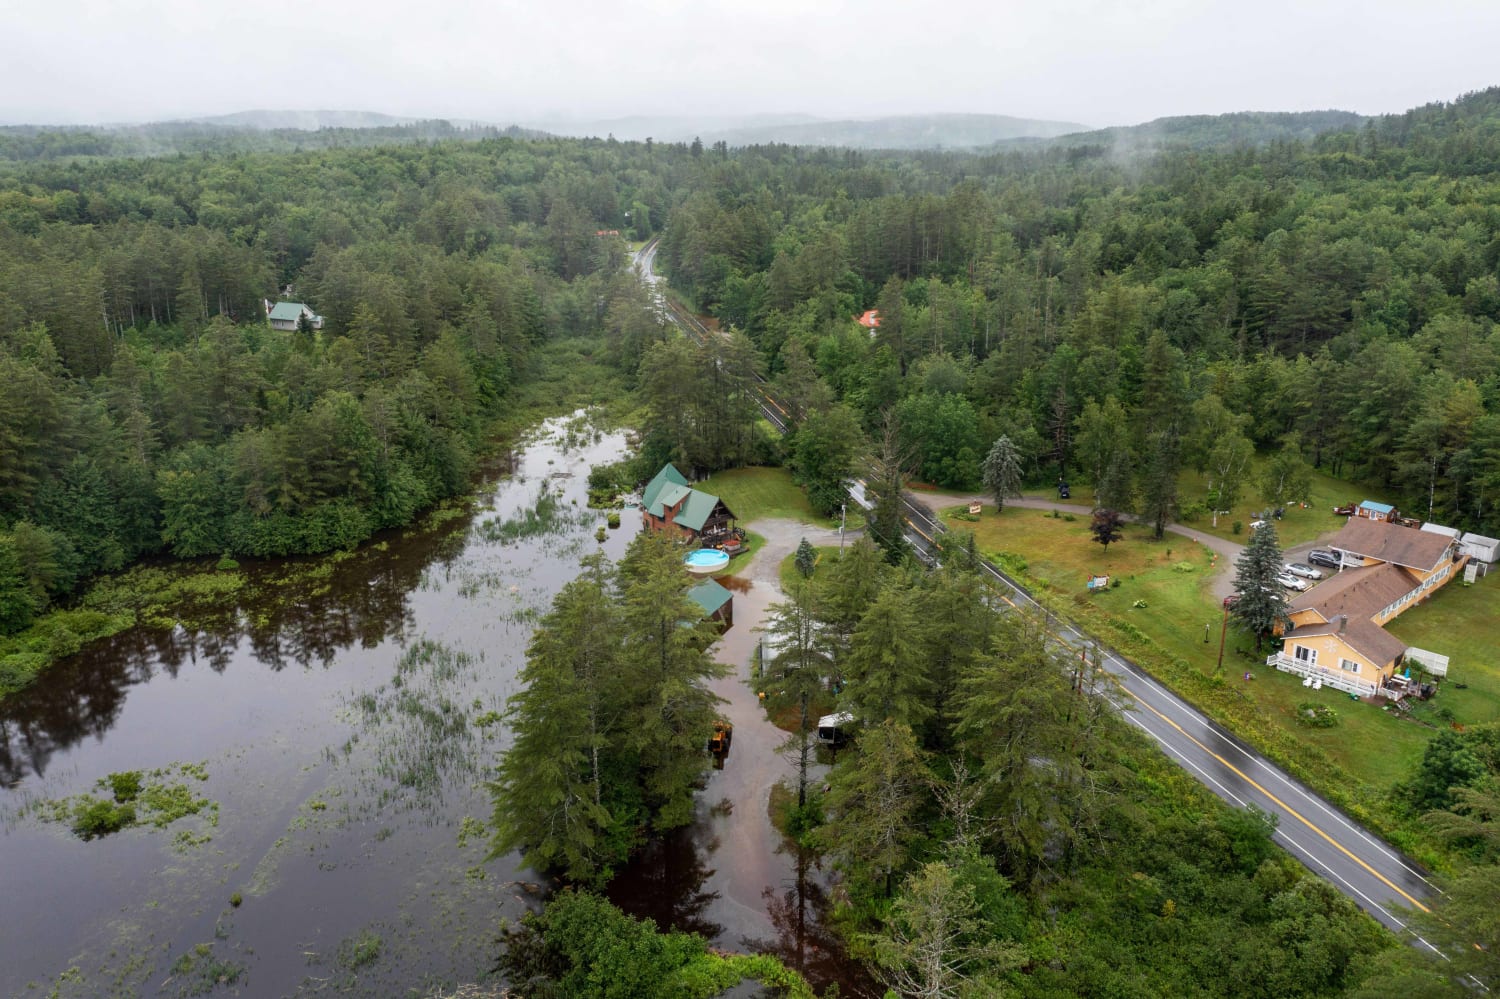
5,87,1500,994
655,88,1500,535
0,134,682,642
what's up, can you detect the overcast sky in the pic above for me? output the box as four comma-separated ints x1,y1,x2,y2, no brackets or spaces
4,0,1496,128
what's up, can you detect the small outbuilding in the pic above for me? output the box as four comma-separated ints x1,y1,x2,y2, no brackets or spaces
1420,523,1461,542
1356,500,1395,523
687,578,734,629
1460,533,1500,564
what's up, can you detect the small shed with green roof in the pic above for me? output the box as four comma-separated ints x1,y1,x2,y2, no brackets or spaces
687,578,734,629
640,462,738,544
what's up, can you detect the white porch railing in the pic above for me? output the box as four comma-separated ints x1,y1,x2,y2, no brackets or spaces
1265,653,1377,697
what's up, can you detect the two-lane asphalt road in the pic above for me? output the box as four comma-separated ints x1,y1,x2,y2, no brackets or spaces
631,240,1439,947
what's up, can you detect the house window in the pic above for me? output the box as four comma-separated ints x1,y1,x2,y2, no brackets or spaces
1340,659,1360,673
1293,645,1317,666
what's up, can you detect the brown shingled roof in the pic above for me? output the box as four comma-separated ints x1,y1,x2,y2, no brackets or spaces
1289,562,1419,620
1284,616,1407,667
1327,518,1452,571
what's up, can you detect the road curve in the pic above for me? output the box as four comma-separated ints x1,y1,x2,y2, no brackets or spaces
630,242,1439,946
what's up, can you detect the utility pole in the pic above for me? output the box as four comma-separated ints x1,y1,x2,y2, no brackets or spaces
1217,596,1232,674
839,503,846,551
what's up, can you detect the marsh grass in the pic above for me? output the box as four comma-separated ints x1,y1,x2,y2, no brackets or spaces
28,762,216,842
166,942,245,997
353,640,480,811
473,485,593,546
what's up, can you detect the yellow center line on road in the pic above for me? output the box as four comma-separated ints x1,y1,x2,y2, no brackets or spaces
899,508,1431,915
1126,692,1431,913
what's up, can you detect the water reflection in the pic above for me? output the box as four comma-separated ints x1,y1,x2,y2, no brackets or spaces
745,849,879,997
0,492,477,788
606,823,724,939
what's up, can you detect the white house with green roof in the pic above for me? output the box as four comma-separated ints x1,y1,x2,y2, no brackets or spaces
264,299,324,332
640,462,738,545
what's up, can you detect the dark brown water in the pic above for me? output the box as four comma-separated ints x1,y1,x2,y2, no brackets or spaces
0,411,869,997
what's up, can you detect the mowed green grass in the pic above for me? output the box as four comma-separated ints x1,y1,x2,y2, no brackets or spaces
946,504,1435,795
1168,461,1405,549
1387,577,1500,728
922,458,1404,550
698,466,838,527
699,466,819,523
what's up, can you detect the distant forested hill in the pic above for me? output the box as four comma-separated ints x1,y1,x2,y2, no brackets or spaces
701,112,1090,149
0,119,548,161
187,109,422,130
993,109,1369,152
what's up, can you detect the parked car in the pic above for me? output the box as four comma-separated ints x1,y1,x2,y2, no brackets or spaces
1285,562,1323,580
1308,550,1341,569
1250,519,1269,530
1275,572,1308,591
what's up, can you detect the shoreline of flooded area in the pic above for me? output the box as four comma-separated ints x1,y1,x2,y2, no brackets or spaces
0,412,869,997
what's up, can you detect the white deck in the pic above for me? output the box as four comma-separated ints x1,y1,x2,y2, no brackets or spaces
1265,653,1377,697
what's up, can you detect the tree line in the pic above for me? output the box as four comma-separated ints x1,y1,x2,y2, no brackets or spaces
656,89,1500,534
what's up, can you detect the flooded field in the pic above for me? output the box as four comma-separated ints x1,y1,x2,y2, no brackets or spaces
0,412,869,997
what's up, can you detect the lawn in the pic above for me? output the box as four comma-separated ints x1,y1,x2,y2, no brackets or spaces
1387,577,1500,729
943,504,1439,811
777,545,842,593
698,466,841,528
1167,461,1405,550
918,458,1405,552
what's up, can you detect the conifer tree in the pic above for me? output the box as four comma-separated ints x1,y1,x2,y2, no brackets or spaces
818,719,927,899
762,580,836,807
489,555,627,883
981,435,1024,512
843,586,930,730
616,531,728,829
1230,521,1291,651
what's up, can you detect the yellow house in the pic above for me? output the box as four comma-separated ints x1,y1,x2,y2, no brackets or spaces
1269,519,1465,698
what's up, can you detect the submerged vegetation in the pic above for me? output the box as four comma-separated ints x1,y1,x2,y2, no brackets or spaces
30,762,216,841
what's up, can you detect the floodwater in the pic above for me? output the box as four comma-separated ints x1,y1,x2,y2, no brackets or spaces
0,411,869,997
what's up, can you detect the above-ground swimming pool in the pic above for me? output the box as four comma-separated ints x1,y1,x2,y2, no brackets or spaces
683,548,731,575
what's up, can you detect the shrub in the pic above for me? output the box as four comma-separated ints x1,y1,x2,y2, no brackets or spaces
1232,521,1243,535
607,512,621,529
107,770,143,803
71,796,136,839
1296,702,1339,728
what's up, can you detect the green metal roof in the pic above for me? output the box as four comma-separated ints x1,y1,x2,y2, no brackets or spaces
269,301,314,322
642,463,689,513
687,578,732,617
654,483,692,517
675,490,722,533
